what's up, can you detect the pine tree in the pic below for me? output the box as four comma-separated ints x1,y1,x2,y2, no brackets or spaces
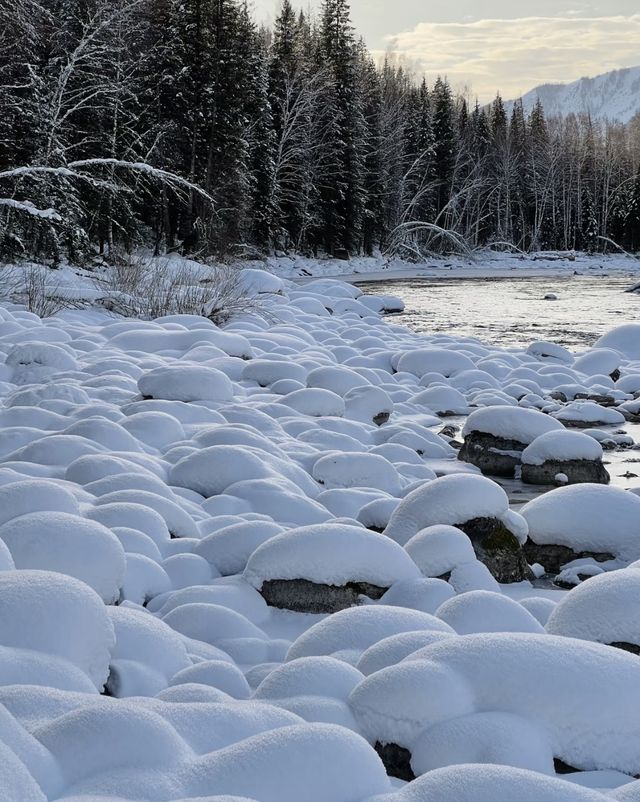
431,77,456,217
625,172,640,252
581,187,599,252
318,0,366,255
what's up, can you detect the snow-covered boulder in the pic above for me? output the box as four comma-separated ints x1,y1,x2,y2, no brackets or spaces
595,324,640,360
242,359,307,387
194,520,285,576
312,453,403,495
373,764,610,801
372,580,453,620
0,570,115,692
574,348,622,379
0,511,126,603
459,406,564,477
385,474,530,583
170,445,274,498
138,365,233,403
244,524,420,613
349,632,640,780
522,484,640,572
521,430,609,485
553,401,625,428
412,386,469,416
356,630,455,676
405,525,476,578
435,590,545,635
252,656,362,730
526,340,573,365
546,569,640,653
395,349,475,378
287,605,453,665
281,387,345,417
344,386,393,426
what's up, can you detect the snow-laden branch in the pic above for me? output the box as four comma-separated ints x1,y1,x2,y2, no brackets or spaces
0,198,61,221
68,159,216,203
0,160,215,212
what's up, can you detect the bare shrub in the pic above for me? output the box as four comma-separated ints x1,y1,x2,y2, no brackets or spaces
95,257,276,325
0,263,85,317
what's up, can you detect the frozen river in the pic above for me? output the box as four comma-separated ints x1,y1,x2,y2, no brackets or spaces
359,273,640,504
357,274,640,349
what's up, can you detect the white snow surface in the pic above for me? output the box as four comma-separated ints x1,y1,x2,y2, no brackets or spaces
521,430,604,465
0,263,639,800
462,406,564,443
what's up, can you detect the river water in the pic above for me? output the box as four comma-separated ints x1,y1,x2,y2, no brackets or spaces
358,273,640,504
357,274,640,349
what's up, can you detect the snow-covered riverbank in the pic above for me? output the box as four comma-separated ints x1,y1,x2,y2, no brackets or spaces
263,250,640,283
3,269,640,800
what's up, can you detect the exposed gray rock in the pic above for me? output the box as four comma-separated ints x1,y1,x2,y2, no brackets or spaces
610,641,640,656
374,742,415,782
458,516,532,583
260,578,387,614
373,412,390,427
458,431,528,477
521,458,610,486
523,542,615,576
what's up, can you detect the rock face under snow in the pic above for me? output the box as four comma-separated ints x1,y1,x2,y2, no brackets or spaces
521,430,609,486
244,524,420,613
385,475,531,583
522,484,640,573
460,407,564,477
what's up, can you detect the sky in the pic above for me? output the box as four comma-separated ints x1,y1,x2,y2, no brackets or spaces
251,0,640,102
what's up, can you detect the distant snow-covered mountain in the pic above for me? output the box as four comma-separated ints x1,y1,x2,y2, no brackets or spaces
506,66,640,123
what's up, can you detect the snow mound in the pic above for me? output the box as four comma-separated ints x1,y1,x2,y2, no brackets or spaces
553,401,625,426
281,388,346,417
435,591,545,635
377,578,456,615
179,723,390,802
522,484,640,558
351,632,640,775
312,453,403,495
170,660,251,699
574,348,621,377
527,341,573,364
396,349,475,378
411,711,554,775
462,406,564,442
0,479,80,527
356,630,455,676
0,511,126,603
287,605,453,663
385,474,511,546
405,525,476,576
412,386,469,415
244,524,420,590
195,521,285,576
522,430,603,465
0,570,114,691
595,324,640,359
138,366,233,403
375,764,609,801
546,569,640,647
170,446,273,498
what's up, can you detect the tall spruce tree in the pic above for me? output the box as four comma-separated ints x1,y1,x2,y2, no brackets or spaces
318,0,366,255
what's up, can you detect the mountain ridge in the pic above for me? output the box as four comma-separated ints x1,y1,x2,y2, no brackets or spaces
505,66,640,123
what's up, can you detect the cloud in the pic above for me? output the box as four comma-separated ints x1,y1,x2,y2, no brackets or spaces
385,15,640,101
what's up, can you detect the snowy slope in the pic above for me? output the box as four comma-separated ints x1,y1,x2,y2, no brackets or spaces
507,66,640,122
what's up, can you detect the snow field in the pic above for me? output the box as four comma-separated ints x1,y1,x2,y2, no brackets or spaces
0,280,639,799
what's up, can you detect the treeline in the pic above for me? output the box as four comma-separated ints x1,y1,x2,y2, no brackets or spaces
1,0,640,264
